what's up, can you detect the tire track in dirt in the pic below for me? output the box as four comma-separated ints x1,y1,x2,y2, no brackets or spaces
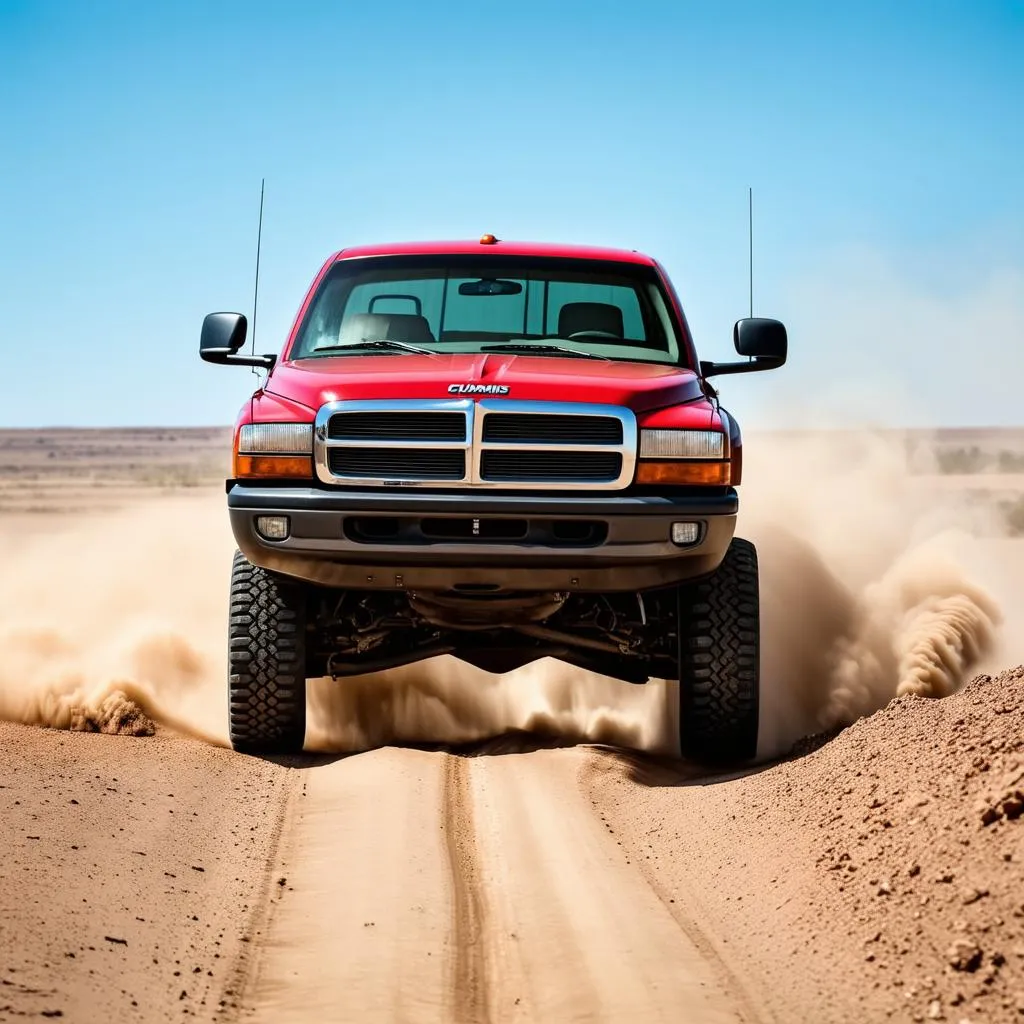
576,748,775,1022
218,760,304,1021
441,755,491,1024
240,749,453,1023
464,748,752,1023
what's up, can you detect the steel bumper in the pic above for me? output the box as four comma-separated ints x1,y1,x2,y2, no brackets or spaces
227,485,738,592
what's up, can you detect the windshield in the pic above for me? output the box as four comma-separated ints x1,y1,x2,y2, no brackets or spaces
289,255,687,365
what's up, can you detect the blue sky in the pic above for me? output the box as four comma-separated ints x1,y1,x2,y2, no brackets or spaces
1,0,1021,427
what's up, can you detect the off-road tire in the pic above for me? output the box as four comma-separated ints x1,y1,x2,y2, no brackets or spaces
677,536,760,765
228,550,307,755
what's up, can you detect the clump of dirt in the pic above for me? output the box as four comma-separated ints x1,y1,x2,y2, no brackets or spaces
67,691,156,736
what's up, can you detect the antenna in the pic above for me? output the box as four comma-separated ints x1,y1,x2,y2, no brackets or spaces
251,178,265,374
748,186,753,318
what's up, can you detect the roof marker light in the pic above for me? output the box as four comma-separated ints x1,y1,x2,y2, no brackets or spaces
479,233,498,245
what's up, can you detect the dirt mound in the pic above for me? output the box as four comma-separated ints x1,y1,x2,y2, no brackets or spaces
585,666,1024,1023
798,667,1024,1019
789,667,1024,1023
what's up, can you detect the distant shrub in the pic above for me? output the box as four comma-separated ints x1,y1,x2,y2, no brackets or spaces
1000,497,1024,536
934,446,1024,475
936,446,989,474
997,450,1024,473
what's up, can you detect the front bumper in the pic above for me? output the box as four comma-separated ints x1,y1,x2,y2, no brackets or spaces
227,485,738,592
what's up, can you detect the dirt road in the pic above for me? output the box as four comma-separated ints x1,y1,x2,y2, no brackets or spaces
0,725,755,1023
246,746,757,1024
3,667,1023,1024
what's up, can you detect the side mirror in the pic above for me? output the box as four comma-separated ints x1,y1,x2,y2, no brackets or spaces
700,317,787,378
200,312,276,369
733,317,787,361
201,312,247,358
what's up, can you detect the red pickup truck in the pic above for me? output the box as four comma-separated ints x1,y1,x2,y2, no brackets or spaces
200,236,786,764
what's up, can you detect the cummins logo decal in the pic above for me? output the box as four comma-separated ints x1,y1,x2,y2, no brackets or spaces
447,384,509,395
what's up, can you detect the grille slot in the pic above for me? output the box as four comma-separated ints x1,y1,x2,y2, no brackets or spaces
328,412,466,441
552,520,603,543
345,517,401,541
480,450,622,482
328,448,465,480
482,413,623,445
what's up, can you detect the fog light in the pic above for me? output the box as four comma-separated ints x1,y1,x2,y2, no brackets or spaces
256,515,290,541
671,521,700,546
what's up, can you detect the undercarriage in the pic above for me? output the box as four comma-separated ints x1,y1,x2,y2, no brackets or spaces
227,538,761,765
305,586,680,684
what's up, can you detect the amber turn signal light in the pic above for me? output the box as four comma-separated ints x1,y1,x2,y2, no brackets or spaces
635,461,731,486
233,454,313,480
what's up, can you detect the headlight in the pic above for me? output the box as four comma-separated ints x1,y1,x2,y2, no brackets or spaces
636,428,730,485
639,429,725,460
238,422,313,454
234,422,313,480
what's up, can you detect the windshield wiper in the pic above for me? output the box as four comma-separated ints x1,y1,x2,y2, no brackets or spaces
480,343,607,360
311,339,435,356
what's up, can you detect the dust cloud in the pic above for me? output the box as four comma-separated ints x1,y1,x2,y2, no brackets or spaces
746,430,1010,758
304,660,663,753
0,497,229,745
0,494,662,753
0,429,1016,758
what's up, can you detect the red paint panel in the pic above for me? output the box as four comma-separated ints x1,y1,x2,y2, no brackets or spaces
637,401,722,432
261,353,711,418
330,239,657,265
234,387,317,430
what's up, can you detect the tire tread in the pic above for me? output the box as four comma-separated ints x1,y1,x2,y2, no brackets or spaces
677,537,760,764
228,550,306,754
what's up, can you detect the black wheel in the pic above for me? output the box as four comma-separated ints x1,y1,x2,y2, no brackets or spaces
676,537,760,765
228,550,307,754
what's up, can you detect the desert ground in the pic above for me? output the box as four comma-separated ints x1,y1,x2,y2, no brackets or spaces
0,426,1022,1023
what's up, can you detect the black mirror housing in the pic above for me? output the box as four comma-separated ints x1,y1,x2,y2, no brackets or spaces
733,317,787,361
200,312,276,369
201,312,247,358
700,317,787,378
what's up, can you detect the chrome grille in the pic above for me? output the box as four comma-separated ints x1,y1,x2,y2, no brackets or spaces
328,448,466,480
480,450,622,482
328,411,466,441
314,399,637,489
481,413,623,445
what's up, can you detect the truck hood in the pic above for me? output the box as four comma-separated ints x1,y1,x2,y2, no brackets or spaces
264,353,708,416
